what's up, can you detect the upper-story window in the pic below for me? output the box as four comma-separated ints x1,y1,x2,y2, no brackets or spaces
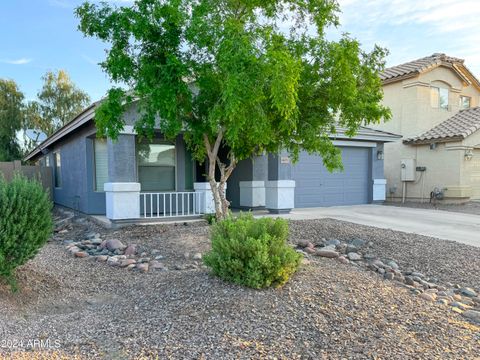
460,96,471,109
431,86,449,110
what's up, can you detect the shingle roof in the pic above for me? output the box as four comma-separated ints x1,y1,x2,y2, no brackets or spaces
404,107,480,145
380,53,478,85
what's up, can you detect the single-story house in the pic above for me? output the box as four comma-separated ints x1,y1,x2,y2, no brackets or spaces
25,102,400,221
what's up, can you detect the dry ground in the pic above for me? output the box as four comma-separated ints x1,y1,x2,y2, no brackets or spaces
1,214,479,359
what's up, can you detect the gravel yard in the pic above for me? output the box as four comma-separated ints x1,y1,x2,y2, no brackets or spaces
385,200,480,215
1,212,479,359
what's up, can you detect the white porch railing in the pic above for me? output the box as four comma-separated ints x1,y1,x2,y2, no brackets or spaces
139,191,205,218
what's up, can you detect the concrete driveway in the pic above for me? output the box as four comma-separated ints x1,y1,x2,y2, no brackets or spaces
281,204,480,247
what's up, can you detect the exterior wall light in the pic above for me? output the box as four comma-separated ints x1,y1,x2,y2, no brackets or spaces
465,149,474,160
377,150,384,160
429,143,437,150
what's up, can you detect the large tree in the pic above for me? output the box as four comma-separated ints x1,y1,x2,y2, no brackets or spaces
0,79,24,161
76,0,390,220
25,70,90,137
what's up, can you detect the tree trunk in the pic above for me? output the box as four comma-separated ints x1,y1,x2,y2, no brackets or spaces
203,131,237,221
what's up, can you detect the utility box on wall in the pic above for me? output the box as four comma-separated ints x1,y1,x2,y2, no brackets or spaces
401,159,416,181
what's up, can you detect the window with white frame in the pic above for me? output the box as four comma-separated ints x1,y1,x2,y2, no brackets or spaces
460,95,471,109
137,140,176,191
94,138,108,191
431,86,449,109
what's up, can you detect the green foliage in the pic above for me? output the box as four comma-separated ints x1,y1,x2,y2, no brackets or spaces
203,213,301,289
0,79,24,161
75,0,391,170
0,175,53,291
24,70,90,137
203,213,216,225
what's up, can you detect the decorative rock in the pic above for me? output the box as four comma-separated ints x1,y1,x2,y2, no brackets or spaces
451,302,471,311
419,292,436,302
138,257,151,263
301,258,311,266
68,246,81,254
411,272,425,278
462,310,480,324
377,268,385,275
326,239,341,246
91,238,103,246
124,244,137,256
154,255,164,260
386,260,399,270
297,240,314,248
347,252,362,261
96,255,108,262
350,238,366,248
107,257,119,266
105,239,126,251
405,276,416,286
151,249,162,255
315,249,339,258
119,259,136,267
384,273,394,280
193,253,202,260
304,247,316,255
75,251,88,258
337,256,349,265
437,299,449,306
345,245,358,254
184,252,190,259
137,263,149,273
460,288,478,298
126,264,136,270
394,274,405,283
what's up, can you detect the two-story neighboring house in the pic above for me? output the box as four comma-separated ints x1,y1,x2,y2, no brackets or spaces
373,53,480,203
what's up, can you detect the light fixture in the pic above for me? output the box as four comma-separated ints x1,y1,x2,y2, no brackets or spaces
377,150,384,160
429,143,437,150
465,149,474,160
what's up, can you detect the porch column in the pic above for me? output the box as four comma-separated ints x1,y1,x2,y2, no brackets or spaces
194,182,227,214
265,152,295,213
239,154,267,208
105,134,141,220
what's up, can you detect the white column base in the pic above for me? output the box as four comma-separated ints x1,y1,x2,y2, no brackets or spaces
104,182,141,220
265,180,295,213
239,181,265,207
373,179,387,201
194,182,227,214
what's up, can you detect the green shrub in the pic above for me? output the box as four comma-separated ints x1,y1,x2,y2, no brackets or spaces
203,213,301,289
0,175,53,290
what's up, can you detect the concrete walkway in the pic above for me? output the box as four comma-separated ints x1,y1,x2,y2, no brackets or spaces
280,204,480,247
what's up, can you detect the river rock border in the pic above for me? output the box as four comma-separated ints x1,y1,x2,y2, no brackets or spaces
64,232,203,273
296,238,480,325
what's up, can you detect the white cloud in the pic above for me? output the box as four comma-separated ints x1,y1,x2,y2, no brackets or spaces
0,58,32,65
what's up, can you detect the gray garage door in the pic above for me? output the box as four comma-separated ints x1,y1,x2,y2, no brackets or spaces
292,147,370,207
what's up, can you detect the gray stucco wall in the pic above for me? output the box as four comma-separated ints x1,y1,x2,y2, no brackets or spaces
40,123,106,214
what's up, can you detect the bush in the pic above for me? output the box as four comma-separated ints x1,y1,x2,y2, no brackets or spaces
0,175,53,290
203,213,301,289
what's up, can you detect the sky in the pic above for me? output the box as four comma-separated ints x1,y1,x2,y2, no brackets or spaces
1,0,480,102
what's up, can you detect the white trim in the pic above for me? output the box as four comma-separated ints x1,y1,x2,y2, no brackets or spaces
239,181,265,207
332,140,377,148
119,125,137,135
373,178,387,201
265,180,295,211
104,182,141,220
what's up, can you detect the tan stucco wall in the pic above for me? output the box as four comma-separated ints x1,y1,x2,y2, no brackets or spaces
373,65,480,201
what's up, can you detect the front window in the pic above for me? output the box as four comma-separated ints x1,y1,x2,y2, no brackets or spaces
54,152,62,188
137,141,176,191
431,86,449,110
94,138,108,191
460,96,471,109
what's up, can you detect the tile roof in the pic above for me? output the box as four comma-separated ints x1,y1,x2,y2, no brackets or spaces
381,53,471,83
404,107,480,145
